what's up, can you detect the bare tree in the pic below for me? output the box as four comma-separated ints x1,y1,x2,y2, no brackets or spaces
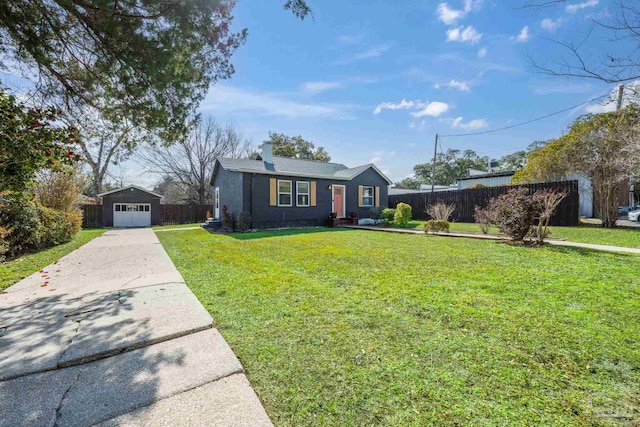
140,117,251,205
60,106,142,196
526,1,640,83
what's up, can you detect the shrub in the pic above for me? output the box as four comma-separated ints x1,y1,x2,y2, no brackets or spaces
394,203,412,227
531,189,568,244
487,188,537,242
468,183,486,189
221,205,234,232
423,219,450,233
237,211,252,233
0,226,9,262
0,192,43,257
38,206,82,246
473,205,494,234
35,168,85,212
426,202,455,221
381,208,396,224
368,207,382,222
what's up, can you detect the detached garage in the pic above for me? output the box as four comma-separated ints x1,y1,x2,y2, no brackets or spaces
98,186,163,227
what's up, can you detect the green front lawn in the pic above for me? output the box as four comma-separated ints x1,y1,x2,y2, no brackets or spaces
152,223,203,231
398,221,640,249
0,228,106,291
158,228,640,426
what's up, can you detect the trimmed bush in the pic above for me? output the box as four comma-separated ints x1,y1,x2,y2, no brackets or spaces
38,206,82,246
367,207,382,222
0,226,9,262
381,208,395,224
0,192,43,258
394,203,412,227
423,220,450,233
487,188,537,242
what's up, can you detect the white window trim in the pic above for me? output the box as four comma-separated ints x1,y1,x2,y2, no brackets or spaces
277,179,293,207
296,181,310,207
362,186,375,207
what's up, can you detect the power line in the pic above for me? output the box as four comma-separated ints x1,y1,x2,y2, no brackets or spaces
439,94,610,138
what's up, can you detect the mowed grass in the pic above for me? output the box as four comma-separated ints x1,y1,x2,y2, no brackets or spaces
400,221,640,249
158,228,640,426
152,222,203,230
0,228,106,291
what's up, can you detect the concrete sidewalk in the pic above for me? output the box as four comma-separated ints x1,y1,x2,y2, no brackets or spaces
0,228,272,427
345,225,640,255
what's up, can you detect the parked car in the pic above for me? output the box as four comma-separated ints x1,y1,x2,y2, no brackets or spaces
629,209,640,222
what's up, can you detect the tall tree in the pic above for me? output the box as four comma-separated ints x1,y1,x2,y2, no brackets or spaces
0,1,310,140
413,149,489,186
514,105,640,226
61,106,142,196
497,140,550,171
140,117,251,205
266,132,331,162
0,83,77,191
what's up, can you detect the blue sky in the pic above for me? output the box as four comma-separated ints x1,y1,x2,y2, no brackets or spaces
1,0,628,186
196,0,621,183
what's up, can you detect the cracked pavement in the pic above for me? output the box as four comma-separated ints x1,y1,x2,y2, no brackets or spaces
0,228,272,427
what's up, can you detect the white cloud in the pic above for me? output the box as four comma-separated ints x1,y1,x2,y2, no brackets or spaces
411,102,450,118
202,84,351,119
446,26,482,44
477,47,487,58
445,79,470,91
446,116,489,129
373,98,422,115
336,34,363,45
337,45,391,64
512,26,530,43
369,156,382,164
541,18,561,32
302,81,341,94
584,81,640,113
566,0,598,14
436,1,482,25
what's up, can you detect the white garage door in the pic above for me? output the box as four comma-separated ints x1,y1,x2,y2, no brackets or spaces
113,203,151,227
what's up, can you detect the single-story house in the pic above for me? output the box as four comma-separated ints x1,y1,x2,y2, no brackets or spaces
97,186,163,227
209,142,392,229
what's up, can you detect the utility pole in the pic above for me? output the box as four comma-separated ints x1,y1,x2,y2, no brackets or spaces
616,84,625,111
431,134,438,193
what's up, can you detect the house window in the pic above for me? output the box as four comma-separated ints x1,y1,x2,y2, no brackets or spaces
362,186,374,207
278,180,292,206
115,204,121,212
297,181,310,207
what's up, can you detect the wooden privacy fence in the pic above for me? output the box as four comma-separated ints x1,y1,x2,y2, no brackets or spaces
158,204,210,226
81,204,211,228
388,180,580,226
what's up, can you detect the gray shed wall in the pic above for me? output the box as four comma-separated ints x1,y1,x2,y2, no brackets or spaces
102,188,161,227
211,167,243,218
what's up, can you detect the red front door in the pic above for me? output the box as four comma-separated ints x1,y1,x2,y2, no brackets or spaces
333,185,345,218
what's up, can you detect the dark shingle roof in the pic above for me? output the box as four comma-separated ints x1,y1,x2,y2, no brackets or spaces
213,156,393,184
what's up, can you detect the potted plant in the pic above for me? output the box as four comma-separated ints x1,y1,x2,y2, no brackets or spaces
329,212,337,219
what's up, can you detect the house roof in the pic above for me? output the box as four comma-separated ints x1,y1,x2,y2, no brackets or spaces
212,156,393,185
97,185,164,198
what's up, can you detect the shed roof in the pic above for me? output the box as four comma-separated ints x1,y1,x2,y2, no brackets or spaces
97,185,164,198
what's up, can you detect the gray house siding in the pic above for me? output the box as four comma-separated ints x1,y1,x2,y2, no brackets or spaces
346,168,389,218
211,166,243,219
247,173,334,228
102,188,161,227
233,169,389,229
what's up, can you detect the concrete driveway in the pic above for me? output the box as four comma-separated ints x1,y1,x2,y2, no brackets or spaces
0,228,272,427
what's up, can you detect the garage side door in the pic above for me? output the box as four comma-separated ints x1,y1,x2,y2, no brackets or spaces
113,204,151,227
